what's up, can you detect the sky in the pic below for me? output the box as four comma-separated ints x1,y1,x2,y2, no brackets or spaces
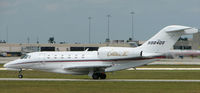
0,0,200,44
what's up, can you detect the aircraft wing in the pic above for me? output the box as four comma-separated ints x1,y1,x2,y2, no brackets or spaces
65,64,112,70
64,64,112,72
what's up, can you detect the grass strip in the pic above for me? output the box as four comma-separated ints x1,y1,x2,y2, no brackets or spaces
0,81,200,93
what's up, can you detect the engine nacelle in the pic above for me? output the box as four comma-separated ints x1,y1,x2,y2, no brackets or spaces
98,47,141,59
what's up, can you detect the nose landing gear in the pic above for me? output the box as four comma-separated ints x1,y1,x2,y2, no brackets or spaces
18,68,23,78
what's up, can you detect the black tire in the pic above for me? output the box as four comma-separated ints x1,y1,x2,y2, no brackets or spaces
92,73,99,79
18,75,23,78
100,73,106,79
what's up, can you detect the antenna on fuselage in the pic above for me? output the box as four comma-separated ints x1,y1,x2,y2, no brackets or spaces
85,48,89,51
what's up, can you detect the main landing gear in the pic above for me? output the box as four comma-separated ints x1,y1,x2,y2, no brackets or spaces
18,68,23,78
92,73,106,79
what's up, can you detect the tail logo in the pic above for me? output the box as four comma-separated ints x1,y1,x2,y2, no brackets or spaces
147,39,165,45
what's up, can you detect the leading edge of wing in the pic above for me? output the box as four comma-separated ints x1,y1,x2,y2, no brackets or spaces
64,64,112,70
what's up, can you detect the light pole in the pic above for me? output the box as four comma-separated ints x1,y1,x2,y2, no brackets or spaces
88,17,92,44
6,25,8,43
37,36,39,44
107,14,111,42
27,37,30,44
130,11,134,41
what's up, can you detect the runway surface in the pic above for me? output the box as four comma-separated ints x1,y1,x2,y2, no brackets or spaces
1,78,200,82
2,68,200,71
127,68,200,70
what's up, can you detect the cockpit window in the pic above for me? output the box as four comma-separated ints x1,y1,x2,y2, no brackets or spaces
27,55,31,59
20,54,31,59
20,55,26,59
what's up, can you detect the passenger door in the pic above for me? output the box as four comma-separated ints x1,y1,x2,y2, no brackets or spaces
39,53,46,68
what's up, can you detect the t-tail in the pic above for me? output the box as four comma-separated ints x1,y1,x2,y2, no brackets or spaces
137,25,198,54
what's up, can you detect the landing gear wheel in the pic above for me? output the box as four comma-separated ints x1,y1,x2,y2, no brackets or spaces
92,73,99,79
100,73,106,79
18,68,23,78
18,75,23,78
92,73,107,79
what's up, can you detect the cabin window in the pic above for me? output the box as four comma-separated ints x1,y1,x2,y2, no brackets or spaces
82,54,85,58
47,55,50,59
61,55,64,59
68,54,71,59
54,55,57,59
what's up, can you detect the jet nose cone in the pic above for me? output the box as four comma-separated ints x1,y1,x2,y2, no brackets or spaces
3,61,15,68
3,63,9,68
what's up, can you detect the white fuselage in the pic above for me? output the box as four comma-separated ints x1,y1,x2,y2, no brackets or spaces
4,47,158,75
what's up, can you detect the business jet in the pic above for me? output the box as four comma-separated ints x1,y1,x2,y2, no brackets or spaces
3,25,198,79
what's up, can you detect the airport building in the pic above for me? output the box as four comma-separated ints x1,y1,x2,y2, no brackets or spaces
174,32,200,50
0,42,133,56
192,32,200,50
0,32,200,57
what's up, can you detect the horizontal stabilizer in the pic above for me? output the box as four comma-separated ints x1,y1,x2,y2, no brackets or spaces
166,25,198,35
